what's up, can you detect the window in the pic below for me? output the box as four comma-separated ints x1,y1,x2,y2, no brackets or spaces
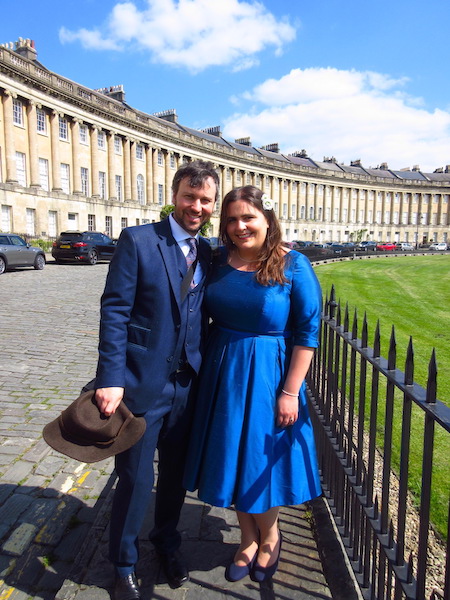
61,163,70,194
157,150,163,166
48,211,57,237
301,206,306,219
98,131,106,149
137,174,145,204
394,211,399,225
67,212,78,229
284,181,288,191
309,206,314,220
334,208,339,222
158,184,164,205
291,205,296,218
114,135,122,154
121,217,128,230
59,116,68,140
402,212,408,224
88,214,96,231
226,169,231,181
36,108,46,133
115,175,122,201
1,205,12,232
105,216,112,237
99,171,106,199
385,211,390,223
170,153,175,169
15,152,26,186
81,167,89,196
282,203,287,218
13,99,23,126
136,144,144,160
246,173,251,184
39,158,49,191
26,208,36,236
79,124,88,144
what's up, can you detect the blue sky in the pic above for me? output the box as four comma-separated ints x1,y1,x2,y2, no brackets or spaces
2,0,450,171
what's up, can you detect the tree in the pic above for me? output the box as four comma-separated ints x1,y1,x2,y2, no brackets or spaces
159,204,212,237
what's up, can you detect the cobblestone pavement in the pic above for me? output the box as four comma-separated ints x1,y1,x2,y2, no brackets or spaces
0,258,353,600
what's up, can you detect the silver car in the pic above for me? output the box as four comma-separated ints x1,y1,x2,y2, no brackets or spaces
0,234,46,274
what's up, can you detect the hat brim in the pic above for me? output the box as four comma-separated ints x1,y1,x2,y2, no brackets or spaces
43,392,146,463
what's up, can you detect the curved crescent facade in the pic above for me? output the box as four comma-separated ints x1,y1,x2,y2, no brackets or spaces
1,38,449,245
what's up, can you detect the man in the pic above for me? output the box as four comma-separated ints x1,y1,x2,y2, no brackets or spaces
95,160,219,600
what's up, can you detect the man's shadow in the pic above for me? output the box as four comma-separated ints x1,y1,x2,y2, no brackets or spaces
0,473,115,599
75,487,235,599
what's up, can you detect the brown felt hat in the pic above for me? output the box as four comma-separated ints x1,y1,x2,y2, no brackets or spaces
43,390,146,463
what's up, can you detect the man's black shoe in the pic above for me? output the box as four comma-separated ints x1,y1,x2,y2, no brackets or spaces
158,550,189,588
113,572,141,600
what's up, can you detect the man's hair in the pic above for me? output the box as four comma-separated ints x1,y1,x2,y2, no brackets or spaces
172,160,220,201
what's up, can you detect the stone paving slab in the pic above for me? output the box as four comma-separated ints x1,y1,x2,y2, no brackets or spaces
0,259,357,599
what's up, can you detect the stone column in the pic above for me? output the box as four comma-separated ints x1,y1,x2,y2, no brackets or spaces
71,118,82,194
164,150,171,204
152,147,159,204
145,146,153,205
107,131,116,200
123,137,131,201
129,139,137,202
2,90,18,183
90,126,100,197
50,110,62,190
26,101,40,187
287,180,293,221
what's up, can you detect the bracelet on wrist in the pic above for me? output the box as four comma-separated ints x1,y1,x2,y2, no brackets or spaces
281,388,299,397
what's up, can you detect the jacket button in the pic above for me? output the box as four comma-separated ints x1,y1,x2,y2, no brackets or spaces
167,356,173,362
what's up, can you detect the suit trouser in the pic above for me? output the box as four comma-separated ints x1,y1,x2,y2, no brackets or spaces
109,368,195,568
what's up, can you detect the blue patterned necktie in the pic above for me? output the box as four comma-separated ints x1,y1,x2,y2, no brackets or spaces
186,237,197,287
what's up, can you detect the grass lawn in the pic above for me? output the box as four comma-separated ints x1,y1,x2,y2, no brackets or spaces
313,254,450,541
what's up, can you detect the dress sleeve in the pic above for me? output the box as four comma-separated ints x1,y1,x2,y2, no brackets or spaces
289,252,322,348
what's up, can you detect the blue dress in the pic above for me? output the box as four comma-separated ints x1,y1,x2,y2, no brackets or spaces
184,250,322,513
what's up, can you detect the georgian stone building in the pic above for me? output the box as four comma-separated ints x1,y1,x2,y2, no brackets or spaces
1,37,449,244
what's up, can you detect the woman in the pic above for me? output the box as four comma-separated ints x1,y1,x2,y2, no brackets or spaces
184,186,322,582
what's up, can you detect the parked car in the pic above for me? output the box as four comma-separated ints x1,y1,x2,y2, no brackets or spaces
396,242,414,251
52,231,117,265
429,242,448,251
358,241,377,251
0,234,46,275
376,242,396,251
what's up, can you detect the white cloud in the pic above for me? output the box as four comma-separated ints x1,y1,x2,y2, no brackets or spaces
59,0,296,72
59,26,120,51
223,67,450,171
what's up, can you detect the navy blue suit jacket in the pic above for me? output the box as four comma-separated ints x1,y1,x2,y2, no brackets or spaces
95,218,211,414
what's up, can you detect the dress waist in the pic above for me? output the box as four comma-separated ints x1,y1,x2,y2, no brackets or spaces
215,324,292,339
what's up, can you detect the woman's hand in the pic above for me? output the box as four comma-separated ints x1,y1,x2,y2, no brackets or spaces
276,392,298,427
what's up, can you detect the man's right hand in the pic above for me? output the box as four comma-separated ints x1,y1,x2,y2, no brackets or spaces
95,387,125,416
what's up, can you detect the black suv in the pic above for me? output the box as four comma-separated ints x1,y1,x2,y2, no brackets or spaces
52,231,117,265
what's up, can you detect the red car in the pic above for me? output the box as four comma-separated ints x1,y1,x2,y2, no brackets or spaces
376,242,396,251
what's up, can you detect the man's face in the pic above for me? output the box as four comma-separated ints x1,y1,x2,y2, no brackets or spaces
172,176,216,235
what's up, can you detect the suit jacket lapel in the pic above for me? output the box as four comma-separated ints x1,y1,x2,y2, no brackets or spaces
155,219,184,308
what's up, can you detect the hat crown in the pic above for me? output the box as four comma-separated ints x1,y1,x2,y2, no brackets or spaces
60,393,129,446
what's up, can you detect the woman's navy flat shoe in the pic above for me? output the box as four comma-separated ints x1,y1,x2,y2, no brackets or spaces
225,551,257,582
250,532,282,582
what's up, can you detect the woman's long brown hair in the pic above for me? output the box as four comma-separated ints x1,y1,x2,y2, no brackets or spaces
219,186,288,286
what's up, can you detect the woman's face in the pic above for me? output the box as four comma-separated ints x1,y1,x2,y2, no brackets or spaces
225,200,269,255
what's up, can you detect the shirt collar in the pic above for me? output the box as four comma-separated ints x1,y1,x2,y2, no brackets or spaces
169,213,199,243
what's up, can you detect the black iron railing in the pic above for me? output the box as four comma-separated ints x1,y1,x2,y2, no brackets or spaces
307,286,450,600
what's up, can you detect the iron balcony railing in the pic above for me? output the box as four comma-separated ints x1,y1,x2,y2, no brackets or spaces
307,286,449,600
